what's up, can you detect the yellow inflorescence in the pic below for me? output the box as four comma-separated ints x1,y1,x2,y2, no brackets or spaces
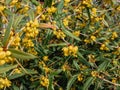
43,56,49,61
22,19,39,49
36,5,43,15
100,44,109,51
53,29,66,39
84,35,96,44
47,6,57,14
72,31,80,37
62,45,78,57
91,71,99,77
0,5,5,12
40,76,49,87
0,47,14,65
77,74,83,82
0,78,11,89
111,32,118,40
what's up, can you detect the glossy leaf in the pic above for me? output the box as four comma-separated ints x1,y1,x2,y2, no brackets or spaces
83,77,94,90
66,74,78,90
0,64,18,73
2,14,14,46
9,48,37,60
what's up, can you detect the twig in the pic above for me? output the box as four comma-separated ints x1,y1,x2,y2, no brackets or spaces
15,59,32,76
98,76,120,86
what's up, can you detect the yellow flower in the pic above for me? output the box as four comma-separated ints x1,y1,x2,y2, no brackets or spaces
62,47,69,56
92,8,97,16
73,31,80,37
65,0,70,3
91,71,98,77
43,56,49,61
111,32,118,40
14,68,21,74
36,5,42,14
90,35,96,41
0,78,11,89
4,78,11,87
77,74,83,82
40,76,49,87
0,51,6,59
112,78,117,83
47,6,57,13
0,5,5,12
63,19,69,26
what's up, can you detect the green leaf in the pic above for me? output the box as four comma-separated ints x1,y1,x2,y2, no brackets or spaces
4,9,13,16
13,85,19,90
97,60,110,72
48,75,54,90
8,73,25,80
9,48,37,60
44,0,53,7
57,0,64,14
31,0,39,6
86,7,91,24
83,77,94,90
13,15,24,29
60,20,81,41
51,69,62,76
28,9,35,21
66,74,78,90
8,69,38,80
0,64,18,73
73,60,80,70
5,0,12,4
2,14,14,46
77,52,90,66
102,19,109,27
47,43,66,47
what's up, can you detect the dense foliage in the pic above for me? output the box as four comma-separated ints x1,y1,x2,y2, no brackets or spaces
0,0,120,90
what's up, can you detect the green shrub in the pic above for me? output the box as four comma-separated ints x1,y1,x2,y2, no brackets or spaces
0,0,120,90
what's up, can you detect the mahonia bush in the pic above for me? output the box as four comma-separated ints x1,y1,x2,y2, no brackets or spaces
0,0,120,90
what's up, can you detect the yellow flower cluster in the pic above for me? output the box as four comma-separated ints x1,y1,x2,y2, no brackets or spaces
100,44,109,51
47,6,57,14
84,35,96,44
23,20,39,38
112,78,117,83
22,19,39,48
40,76,49,87
64,0,70,6
10,33,21,48
77,74,83,82
63,16,71,27
72,31,80,37
0,47,14,65
36,5,43,15
62,63,70,71
27,48,38,55
13,68,21,74
62,45,78,57
10,0,18,6
39,61,51,74
91,71,99,77
88,54,96,63
0,5,5,12
43,56,49,62
82,0,92,7
53,29,66,39
0,78,11,89
19,5,29,14
92,8,97,17
111,32,118,40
